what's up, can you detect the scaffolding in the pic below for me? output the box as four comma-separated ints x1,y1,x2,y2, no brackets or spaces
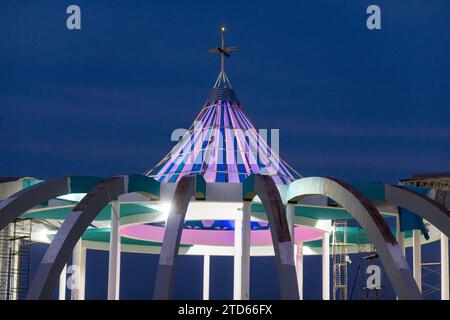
360,253,383,299
349,227,385,299
400,173,448,300
421,262,441,298
356,226,375,254
0,218,32,300
332,220,349,300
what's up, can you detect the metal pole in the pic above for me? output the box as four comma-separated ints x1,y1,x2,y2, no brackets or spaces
221,27,225,75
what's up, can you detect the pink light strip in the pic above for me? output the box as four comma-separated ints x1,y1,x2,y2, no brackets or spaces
121,224,323,246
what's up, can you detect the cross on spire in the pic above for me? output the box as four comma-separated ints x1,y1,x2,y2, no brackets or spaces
209,27,237,88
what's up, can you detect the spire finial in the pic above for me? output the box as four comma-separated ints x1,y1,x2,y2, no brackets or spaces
209,27,237,88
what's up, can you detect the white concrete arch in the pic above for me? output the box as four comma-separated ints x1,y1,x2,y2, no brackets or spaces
286,177,422,300
0,176,103,231
384,184,450,238
153,175,199,299
26,175,160,300
243,175,300,300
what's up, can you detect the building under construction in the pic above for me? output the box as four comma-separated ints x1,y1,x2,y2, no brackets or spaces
0,30,449,301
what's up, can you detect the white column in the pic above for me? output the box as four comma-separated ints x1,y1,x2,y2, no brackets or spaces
322,231,330,300
296,242,304,300
396,214,405,256
286,203,295,241
287,203,303,300
412,230,422,292
394,214,405,300
107,200,121,300
441,233,449,300
71,240,86,300
203,255,210,300
233,201,250,300
59,264,67,300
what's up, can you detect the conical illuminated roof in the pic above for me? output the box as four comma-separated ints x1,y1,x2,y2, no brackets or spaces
146,28,300,184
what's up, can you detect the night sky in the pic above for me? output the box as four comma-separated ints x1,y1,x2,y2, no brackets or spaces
1,1,449,299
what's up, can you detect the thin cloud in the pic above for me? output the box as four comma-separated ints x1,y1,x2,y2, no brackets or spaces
280,122,450,140
285,149,450,170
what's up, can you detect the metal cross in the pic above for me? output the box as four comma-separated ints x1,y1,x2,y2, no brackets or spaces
209,27,237,74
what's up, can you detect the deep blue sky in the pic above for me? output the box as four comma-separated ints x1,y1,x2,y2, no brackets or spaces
1,1,448,299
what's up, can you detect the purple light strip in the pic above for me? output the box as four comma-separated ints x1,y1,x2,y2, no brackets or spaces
160,103,217,182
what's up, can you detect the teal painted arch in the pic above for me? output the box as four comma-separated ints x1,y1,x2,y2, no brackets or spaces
0,176,105,232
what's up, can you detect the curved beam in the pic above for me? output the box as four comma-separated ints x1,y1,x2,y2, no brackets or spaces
384,184,450,238
243,175,299,300
153,175,197,299
0,176,103,231
287,177,422,300
26,174,160,300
